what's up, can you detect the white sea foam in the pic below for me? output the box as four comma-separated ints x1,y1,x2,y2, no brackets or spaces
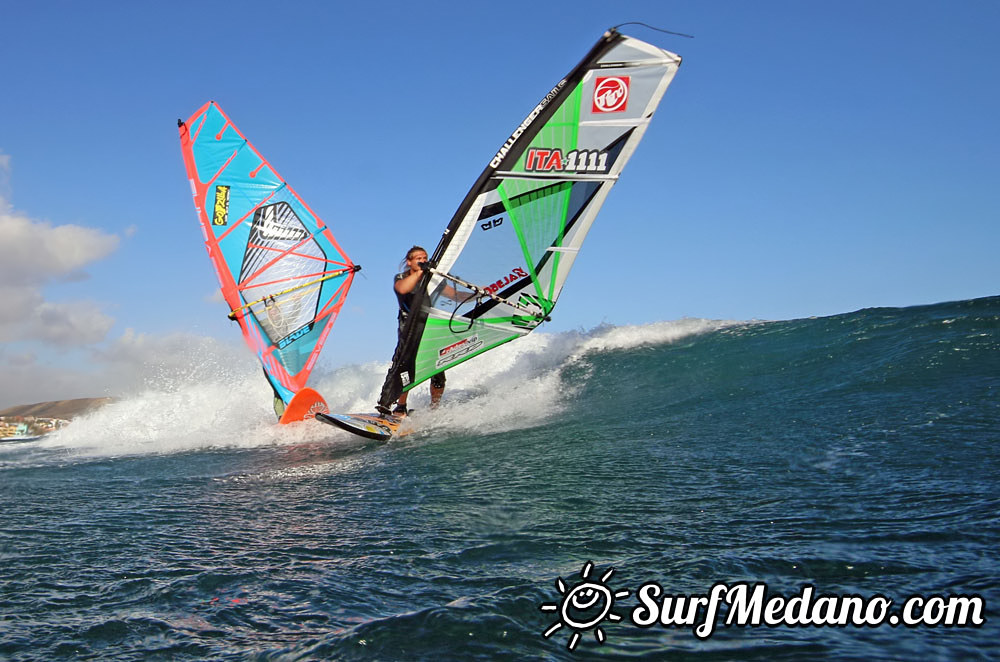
25,319,729,460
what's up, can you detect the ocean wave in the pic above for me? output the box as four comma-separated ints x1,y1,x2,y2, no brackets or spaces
6,319,725,463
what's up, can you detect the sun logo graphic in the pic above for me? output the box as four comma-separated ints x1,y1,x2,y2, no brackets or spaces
540,561,630,651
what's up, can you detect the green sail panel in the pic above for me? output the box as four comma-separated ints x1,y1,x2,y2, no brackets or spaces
411,316,521,384
377,29,682,411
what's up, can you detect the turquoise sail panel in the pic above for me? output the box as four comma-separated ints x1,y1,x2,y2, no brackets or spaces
179,101,358,404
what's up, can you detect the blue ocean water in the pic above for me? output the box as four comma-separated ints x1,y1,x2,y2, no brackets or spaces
1,297,997,660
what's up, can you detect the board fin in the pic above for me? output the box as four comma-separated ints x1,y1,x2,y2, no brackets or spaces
278,387,329,424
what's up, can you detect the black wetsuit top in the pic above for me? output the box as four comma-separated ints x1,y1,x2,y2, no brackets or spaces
394,272,414,333
394,271,445,387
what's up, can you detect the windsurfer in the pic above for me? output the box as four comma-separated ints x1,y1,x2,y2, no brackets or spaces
393,246,445,414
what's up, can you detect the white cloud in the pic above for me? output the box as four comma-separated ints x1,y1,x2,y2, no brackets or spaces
4,349,37,369
0,195,119,347
0,207,119,286
0,349,112,407
0,284,114,345
0,285,42,327
34,301,116,346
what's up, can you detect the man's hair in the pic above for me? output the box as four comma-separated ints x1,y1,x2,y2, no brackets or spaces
400,245,427,271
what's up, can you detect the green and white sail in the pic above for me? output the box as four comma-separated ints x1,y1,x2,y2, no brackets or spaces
377,28,681,411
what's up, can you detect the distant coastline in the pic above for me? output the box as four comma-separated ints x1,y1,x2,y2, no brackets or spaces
0,397,113,420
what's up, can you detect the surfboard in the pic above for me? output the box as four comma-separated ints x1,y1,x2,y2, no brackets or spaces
315,411,411,441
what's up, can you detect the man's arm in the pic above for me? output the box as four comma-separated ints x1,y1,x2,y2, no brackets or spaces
394,270,422,295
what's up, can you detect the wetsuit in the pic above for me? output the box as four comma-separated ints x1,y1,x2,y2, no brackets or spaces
394,272,445,389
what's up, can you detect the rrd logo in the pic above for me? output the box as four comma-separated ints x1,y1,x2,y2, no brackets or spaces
592,76,629,113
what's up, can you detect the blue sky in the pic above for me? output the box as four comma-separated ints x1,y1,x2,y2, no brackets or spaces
1,0,997,407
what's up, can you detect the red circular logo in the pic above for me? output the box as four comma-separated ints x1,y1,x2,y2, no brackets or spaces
593,76,629,113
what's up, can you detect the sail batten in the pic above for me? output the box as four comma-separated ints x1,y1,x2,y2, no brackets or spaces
376,29,681,412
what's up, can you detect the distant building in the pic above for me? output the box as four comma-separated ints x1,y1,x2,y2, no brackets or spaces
0,416,65,438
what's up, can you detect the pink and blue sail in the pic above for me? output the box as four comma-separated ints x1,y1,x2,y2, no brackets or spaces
179,101,358,412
